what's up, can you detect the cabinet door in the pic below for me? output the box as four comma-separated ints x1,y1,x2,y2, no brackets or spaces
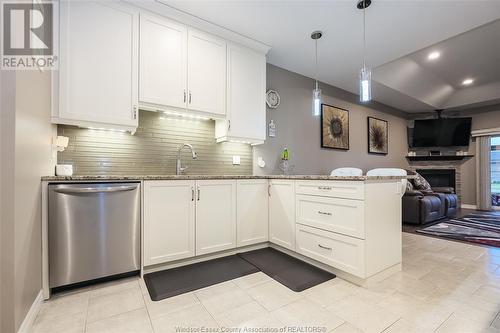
187,29,226,116
57,1,138,129
139,13,187,109
226,44,266,141
196,180,236,255
144,181,195,266
237,180,269,247
269,180,296,251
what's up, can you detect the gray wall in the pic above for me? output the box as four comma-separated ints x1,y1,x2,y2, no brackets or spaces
1,67,16,333
1,70,55,332
58,111,252,175
14,71,55,331
254,65,410,175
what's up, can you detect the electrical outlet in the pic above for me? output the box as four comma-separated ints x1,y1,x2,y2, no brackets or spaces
232,155,241,165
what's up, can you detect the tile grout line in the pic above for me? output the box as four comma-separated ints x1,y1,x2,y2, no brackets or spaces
379,316,403,333
138,286,153,332
139,287,156,333
193,289,221,328
489,310,500,328
433,312,454,332
83,296,90,333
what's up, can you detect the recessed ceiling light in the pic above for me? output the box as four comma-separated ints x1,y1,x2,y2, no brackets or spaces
462,78,474,85
428,51,440,60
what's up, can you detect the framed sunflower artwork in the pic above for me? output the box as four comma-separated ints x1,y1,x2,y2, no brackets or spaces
368,116,388,154
321,104,349,150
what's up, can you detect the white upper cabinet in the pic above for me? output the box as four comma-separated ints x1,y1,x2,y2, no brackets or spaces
195,180,236,255
139,13,187,110
216,43,266,144
138,23,227,117
187,29,227,116
54,1,139,131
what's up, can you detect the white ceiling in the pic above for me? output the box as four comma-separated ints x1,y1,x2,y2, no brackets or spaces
159,0,500,113
375,18,500,112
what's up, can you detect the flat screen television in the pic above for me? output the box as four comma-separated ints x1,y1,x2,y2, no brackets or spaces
412,117,472,147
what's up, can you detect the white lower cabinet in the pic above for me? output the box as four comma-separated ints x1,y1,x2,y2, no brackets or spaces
296,224,366,278
269,180,296,251
237,180,269,247
142,178,402,283
196,180,237,255
143,181,195,266
296,194,365,239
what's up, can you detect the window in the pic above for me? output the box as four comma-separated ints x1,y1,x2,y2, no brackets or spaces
491,136,500,207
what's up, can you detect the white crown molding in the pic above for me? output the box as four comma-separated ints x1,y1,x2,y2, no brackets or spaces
125,0,271,54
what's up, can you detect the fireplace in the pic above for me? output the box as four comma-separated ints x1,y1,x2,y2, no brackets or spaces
416,169,456,191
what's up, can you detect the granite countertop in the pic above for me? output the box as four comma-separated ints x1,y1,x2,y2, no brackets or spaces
41,174,414,182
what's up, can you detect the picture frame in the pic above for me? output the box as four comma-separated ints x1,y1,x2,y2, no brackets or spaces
321,104,349,150
367,116,388,155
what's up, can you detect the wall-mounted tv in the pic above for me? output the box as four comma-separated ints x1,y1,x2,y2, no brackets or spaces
412,117,472,148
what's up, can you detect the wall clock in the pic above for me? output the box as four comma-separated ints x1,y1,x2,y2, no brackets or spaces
266,90,280,109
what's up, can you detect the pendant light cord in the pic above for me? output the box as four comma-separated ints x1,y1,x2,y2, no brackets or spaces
315,38,319,90
363,0,366,70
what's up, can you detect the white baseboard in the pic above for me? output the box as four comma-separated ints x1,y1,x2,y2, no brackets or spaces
17,290,43,333
461,204,477,210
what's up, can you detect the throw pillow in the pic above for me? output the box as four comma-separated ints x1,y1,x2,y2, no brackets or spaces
406,180,414,193
413,172,432,192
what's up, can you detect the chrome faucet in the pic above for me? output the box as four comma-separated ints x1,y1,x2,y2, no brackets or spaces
176,143,197,175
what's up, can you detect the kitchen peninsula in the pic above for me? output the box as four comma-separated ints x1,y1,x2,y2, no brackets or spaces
41,174,408,299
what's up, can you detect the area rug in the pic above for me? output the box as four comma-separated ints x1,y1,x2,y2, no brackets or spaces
416,212,500,247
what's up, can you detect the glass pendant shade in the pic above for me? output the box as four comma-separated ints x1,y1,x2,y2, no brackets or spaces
312,87,322,116
359,66,372,103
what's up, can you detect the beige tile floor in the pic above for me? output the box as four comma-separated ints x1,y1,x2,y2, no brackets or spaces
32,233,500,333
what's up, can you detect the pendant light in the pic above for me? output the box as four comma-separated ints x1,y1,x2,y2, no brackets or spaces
311,30,323,116
358,0,372,103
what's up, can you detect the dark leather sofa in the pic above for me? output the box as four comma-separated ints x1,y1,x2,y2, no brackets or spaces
402,177,458,225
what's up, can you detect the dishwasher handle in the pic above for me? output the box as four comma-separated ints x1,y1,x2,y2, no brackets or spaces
53,185,138,194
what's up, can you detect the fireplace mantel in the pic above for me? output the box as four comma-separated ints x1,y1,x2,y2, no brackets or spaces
405,155,473,163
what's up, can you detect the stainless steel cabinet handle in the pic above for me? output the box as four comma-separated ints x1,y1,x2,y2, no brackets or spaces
191,187,194,201
318,244,332,251
184,90,187,103
228,120,231,131
189,91,192,104
318,211,332,216
197,187,200,201
133,105,138,119
268,184,271,197
318,186,332,190
54,185,137,194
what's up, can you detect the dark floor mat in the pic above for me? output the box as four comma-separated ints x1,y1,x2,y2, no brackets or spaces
238,247,335,292
144,255,259,301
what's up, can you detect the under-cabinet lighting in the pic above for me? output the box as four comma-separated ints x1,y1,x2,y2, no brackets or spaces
161,111,210,121
87,127,127,133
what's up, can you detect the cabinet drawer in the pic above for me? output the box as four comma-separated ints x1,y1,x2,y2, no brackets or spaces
296,195,365,239
295,181,364,200
296,224,365,278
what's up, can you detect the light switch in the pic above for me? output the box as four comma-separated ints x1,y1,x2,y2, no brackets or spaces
232,155,241,165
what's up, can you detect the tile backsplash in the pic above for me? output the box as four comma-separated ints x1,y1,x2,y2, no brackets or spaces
58,111,253,175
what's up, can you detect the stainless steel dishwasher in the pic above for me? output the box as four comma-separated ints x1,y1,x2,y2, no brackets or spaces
48,182,141,289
